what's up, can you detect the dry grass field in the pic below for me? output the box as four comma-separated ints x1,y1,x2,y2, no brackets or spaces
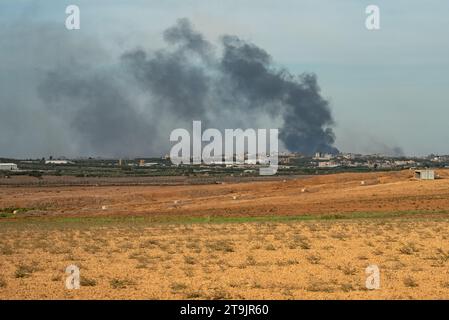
1,170,449,299
1,170,449,219
1,217,449,299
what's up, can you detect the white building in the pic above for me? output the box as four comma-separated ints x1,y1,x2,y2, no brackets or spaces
318,161,339,168
244,159,258,165
45,160,72,165
0,163,18,171
314,152,334,160
141,162,158,167
415,170,435,180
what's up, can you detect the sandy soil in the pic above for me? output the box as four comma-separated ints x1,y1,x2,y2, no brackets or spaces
1,170,449,218
1,170,449,299
0,219,448,299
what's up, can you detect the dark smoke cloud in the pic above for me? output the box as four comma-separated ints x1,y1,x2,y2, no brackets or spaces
371,143,404,157
3,18,338,157
121,18,338,155
38,67,155,157
219,35,337,154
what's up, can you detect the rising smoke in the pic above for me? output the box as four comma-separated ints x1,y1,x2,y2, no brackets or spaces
121,19,338,155
3,18,339,158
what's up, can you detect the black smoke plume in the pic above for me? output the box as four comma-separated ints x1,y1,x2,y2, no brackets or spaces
120,18,338,155
8,18,339,157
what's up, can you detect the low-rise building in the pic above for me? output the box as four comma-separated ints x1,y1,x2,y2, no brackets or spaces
45,160,72,165
314,152,334,160
0,163,18,171
318,161,339,168
415,169,435,180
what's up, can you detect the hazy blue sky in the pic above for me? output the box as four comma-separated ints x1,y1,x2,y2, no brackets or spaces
1,1,449,157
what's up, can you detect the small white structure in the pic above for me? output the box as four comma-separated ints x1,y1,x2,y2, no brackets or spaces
314,152,333,160
141,162,158,167
244,159,258,165
0,163,18,171
415,169,435,180
45,160,72,165
318,161,339,168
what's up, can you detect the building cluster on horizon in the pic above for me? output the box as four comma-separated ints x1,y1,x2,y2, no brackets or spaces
307,153,449,170
2,152,449,173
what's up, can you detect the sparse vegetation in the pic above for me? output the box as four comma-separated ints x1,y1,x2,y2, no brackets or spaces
110,278,135,289
51,274,60,282
341,283,355,292
170,282,188,292
338,264,357,276
430,248,449,267
1,174,449,299
15,264,37,278
307,254,321,265
403,276,419,288
306,279,334,293
184,255,197,265
399,242,419,255
0,277,6,288
80,277,97,287
0,245,13,255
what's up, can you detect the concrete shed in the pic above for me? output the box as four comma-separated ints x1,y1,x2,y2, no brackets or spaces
414,170,435,180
